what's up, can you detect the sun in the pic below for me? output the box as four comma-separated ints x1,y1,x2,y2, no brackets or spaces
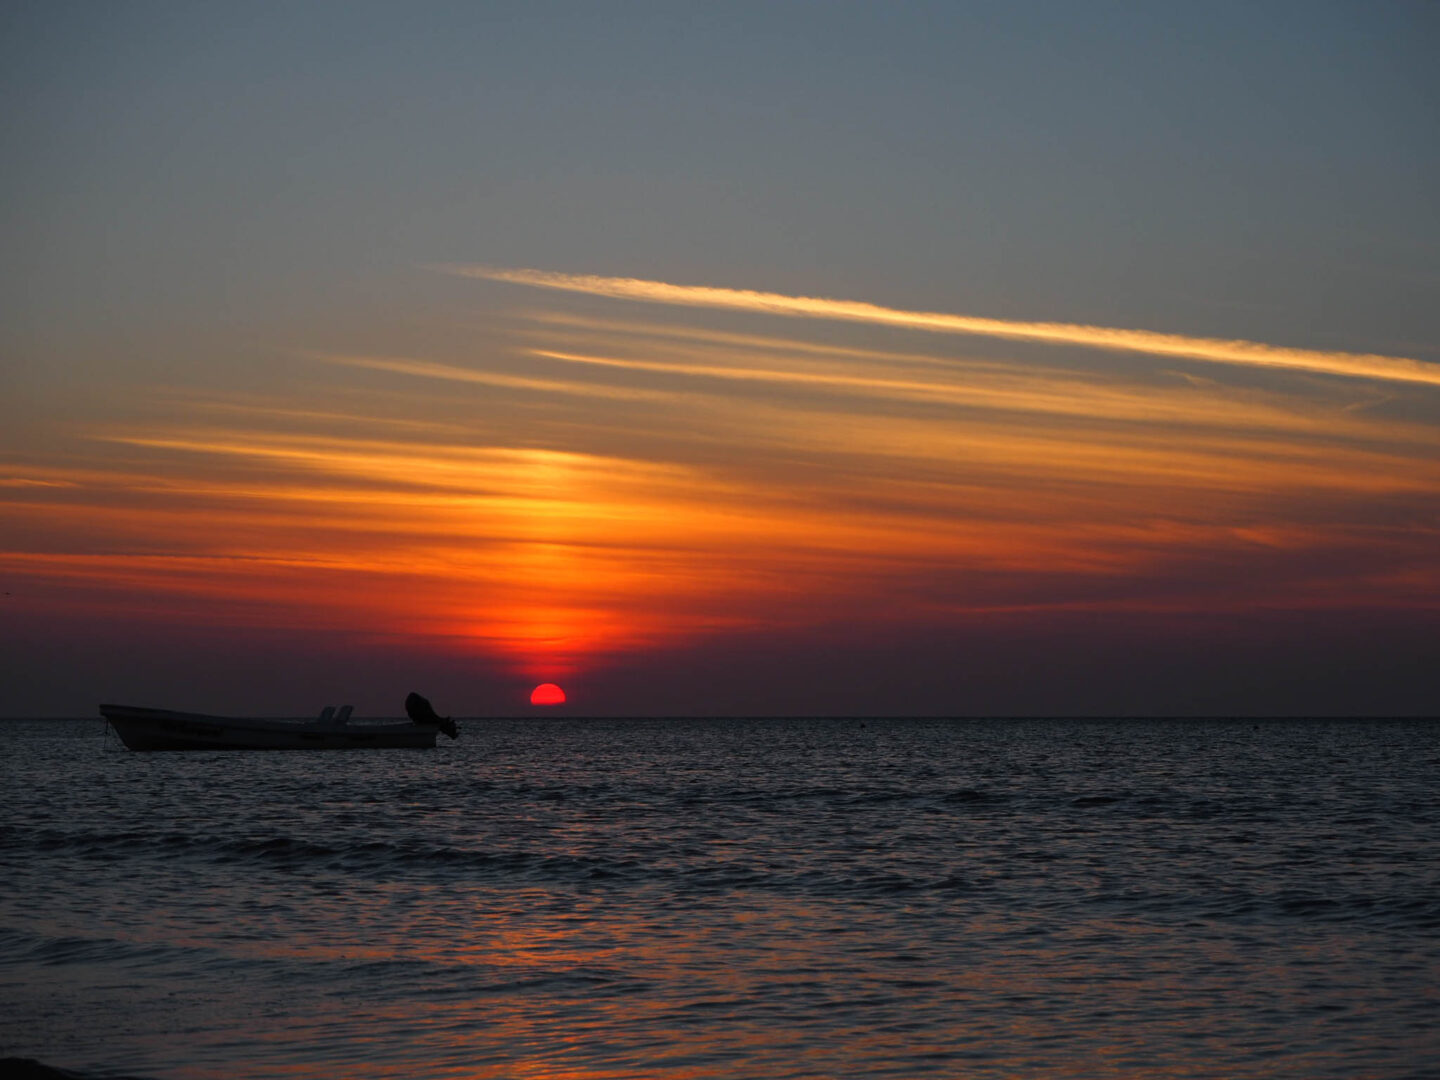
530,683,566,706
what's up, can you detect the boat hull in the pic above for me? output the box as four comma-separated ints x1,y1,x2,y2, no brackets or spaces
100,705,441,750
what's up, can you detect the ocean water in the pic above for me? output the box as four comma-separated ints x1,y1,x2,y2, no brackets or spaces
1,716,1437,1079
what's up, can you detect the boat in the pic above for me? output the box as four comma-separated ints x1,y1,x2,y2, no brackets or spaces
100,692,459,751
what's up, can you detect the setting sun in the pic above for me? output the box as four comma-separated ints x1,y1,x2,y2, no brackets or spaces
530,683,566,706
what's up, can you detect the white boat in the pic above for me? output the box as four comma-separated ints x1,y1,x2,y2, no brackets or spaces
100,693,459,751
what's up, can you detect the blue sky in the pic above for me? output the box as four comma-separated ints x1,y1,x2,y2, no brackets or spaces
6,2,1435,345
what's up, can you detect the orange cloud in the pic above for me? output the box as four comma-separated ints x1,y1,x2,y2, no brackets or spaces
5,273,1438,688
445,265,1440,388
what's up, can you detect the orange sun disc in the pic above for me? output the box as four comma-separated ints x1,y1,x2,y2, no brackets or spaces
530,683,566,706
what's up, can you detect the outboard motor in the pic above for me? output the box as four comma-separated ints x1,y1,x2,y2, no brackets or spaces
405,692,459,740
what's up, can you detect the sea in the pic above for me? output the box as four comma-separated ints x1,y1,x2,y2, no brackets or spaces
1,716,1436,1079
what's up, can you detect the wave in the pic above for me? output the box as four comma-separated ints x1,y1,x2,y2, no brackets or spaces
0,1058,154,1080
0,824,657,887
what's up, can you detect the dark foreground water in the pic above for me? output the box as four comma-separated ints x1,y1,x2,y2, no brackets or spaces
1,717,1437,1079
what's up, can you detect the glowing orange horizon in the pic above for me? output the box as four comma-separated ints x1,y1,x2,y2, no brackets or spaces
3,278,1438,688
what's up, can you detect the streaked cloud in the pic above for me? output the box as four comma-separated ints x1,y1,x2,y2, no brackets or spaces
318,353,686,405
445,265,1440,388
4,270,1438,689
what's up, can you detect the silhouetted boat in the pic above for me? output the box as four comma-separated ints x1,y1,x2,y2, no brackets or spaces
101,694,458,750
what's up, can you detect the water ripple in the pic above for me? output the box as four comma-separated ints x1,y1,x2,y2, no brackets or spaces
1,717,1437,1078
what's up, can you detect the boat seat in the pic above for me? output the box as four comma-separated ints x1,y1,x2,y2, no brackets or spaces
317,706,336,725
334,705,353,726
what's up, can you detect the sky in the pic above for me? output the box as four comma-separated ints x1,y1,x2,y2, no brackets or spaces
2,2,1438,717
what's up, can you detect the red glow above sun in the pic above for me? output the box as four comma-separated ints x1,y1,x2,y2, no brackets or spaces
530,683,566,706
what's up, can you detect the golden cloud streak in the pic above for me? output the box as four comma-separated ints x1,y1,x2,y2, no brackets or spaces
446,265,1440,388
319,353,683,404
523,345,1426,447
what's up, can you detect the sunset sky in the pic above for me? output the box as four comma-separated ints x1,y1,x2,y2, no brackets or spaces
3,3,1437,716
